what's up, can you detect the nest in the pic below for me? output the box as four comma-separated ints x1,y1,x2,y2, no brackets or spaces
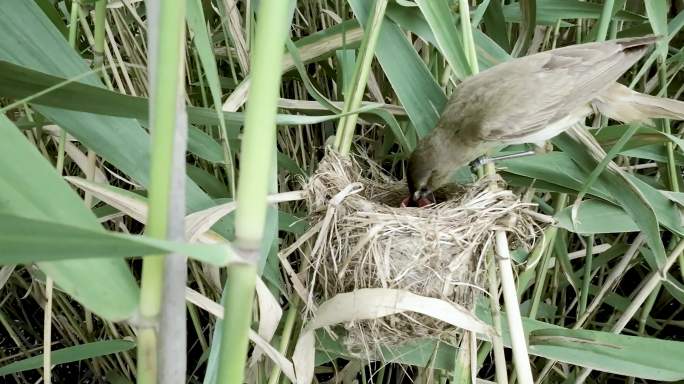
303,150,541,353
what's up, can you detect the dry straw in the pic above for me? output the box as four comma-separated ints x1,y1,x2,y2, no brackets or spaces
303,150,544,353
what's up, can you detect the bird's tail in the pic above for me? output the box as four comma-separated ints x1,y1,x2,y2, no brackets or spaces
594,83,684,123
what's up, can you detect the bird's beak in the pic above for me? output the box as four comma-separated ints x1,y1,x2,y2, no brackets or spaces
413,190,436,207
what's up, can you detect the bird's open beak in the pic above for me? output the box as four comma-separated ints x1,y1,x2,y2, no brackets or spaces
400,191,435,208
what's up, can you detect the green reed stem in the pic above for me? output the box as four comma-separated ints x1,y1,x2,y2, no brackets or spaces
218,1,292,383
334,0,388,155
137,0,186,382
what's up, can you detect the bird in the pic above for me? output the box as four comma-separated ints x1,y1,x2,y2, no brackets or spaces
406,35,684,206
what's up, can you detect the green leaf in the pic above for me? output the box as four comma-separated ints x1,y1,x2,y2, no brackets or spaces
188,126,225,163
500,152,612,200
572,124,640,217
32,0,68,37
0,340,135,376
503,0,645,26
482,0,510,51
529,328,684,381
186,0,226,114
285,39,340,112
553,233,580,292
223,19,364,111
315,330,458,371
186,0,236,193
187,164,231,198
512,0,536,56
0,1,223,225
0,113,139,321
556,200,639,234
415,0,472,80
0,214,236,266
502,150,684,238
349,0,445,138
644,2,668,46
554,132,668,271
385,3,511,70
0,61,384,129
476,302,684,381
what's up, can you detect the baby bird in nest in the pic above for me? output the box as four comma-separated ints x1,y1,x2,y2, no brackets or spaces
405,35,684,207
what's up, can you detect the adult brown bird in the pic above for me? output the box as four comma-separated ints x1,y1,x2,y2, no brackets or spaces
406,35,684,205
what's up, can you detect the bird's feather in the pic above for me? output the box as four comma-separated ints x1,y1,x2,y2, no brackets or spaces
436,36,657,144
595,83,684,123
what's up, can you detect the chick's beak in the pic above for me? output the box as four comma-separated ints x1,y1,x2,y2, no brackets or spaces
400,190,435,208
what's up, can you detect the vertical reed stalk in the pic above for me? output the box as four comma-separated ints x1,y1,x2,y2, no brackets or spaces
595,0,614,42
459,0,534,379
138,0,187,382
334,0,388,155
217,1,292,383
85,0,108,209
578,234,594,316
42,278,53,384
486,252,508,384
46,6,83,380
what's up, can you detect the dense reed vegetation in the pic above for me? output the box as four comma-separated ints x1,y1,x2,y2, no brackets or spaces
0,0,683,383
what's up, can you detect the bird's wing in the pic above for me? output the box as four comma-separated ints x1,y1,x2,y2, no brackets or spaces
452,36,656,144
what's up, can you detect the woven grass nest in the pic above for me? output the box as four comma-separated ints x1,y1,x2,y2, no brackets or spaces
303,150,543,353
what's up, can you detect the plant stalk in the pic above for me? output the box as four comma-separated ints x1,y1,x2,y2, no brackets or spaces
334,0,388,155
138,0,187,381
42,277,53,384
267,299,299,384
578,234,594,316
469,0,534,374
595,0,615,42
486,252,508,384
218,1,292,383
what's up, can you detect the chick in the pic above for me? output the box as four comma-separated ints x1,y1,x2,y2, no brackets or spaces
407,35,684,203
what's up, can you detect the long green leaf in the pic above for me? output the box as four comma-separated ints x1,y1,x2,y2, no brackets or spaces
476,303,684,380
502,151,684,238
315,330,458,371
186,0,236,193
503,0,645,25
349,0,445,138
571,124,641,222
0,61,386,129
482,0,510,51
0,340,135,376
0,214,235,266
222,19,364,111
556,200,639,234
0,1,222,226
0,113,138,321
529,328,684,381
414,0,472,80
385,3,511,70
554,132,668,271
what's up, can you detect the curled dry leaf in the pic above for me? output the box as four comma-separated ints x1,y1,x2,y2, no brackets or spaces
292,288,495,384
66,177,304,245
306,288,493,335
250,278,283,366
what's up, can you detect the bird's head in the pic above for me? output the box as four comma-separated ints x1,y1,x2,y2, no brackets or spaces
406,116,489,206
405,147,451,206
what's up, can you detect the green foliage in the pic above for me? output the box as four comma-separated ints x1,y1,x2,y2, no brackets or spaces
1,0,683,383
0,340,135,376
